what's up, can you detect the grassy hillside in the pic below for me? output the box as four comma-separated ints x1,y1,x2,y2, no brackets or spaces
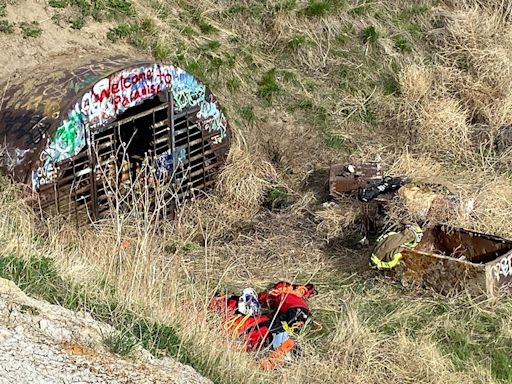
2,0,512,383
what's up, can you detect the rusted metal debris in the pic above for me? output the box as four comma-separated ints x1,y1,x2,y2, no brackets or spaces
329,162,382,196
0,56,230,221
400,224,512,296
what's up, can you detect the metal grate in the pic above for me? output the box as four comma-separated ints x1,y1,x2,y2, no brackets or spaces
35,91,228,222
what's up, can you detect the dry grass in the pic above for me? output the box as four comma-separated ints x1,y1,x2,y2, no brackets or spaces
315,197,361,241
0,174,504,384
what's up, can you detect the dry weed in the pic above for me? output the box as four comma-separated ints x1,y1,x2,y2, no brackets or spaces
315,198,361,241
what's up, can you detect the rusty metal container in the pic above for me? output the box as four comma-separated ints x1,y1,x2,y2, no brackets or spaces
0,56,230,221
400,224,512,296
329,162,382,196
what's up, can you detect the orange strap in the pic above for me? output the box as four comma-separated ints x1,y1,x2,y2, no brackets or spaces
259,338,295,370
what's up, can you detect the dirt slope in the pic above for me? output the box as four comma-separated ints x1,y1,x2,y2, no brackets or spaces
0,0,140,79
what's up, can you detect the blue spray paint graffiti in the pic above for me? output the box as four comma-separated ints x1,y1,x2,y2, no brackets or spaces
171,70,206,112
197,101,227,143
155,148,187,178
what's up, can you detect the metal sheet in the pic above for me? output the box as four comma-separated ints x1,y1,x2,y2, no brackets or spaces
329,162,382,196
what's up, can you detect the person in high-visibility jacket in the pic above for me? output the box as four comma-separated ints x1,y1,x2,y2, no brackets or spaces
370,224,423,270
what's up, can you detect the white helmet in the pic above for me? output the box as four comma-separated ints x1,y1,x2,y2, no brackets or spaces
238,288,261,316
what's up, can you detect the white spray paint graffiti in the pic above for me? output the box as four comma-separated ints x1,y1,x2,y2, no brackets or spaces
493,253,512,283
32,64,224,191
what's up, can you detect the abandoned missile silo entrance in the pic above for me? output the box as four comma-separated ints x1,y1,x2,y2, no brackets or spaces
0,56,230,221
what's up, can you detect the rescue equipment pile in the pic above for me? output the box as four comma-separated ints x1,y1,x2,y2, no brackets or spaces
209,281,317,370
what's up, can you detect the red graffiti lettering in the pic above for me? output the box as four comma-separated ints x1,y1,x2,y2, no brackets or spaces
123,77,131,89
131,74,138,85
164,73,171,84
132,89,140,100
111,82,120,94
122,96,129,106
146,69,152,80
94,88,110,102
113,95,121,109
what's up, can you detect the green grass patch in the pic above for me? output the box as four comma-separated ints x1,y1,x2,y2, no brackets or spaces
273,0,297,12
257,69,281,104
48,0,69,8
20,21,42,38
239,105,256,123
287,34,308,50
104,329,140,356
49,0,135,26
185,59,207,81
380,72,400,95
346,278,512,384
393,35,413,52
264,186,289,210
397,4,430,21
226,78,241,92
267,186,288,204
152,43,171,61
0,0,6,17
148,0,169,19
183,242,200,253
224,2,264,18
434,305,512,383
361,25,379,44
0,255,195,370
198,19,217,34
0,19,14,33
225,4,247,15
303,0,344,17
69,17,84,29
107,23,136,42
204,40,221,51
348,3,372,15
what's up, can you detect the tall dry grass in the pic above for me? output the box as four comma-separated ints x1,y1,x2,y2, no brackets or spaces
0,162,479,384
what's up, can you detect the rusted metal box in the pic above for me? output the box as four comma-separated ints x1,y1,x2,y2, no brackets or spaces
400,225,512,297
329,162,382,196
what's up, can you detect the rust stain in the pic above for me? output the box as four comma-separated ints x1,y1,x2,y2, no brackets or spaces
62,341,96,357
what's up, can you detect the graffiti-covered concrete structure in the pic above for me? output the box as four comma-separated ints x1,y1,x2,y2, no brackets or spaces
0,56,230,220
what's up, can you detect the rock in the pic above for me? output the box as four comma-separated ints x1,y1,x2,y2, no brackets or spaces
0,277,212,384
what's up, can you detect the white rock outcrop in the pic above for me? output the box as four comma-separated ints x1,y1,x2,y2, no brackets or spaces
0,277,211,384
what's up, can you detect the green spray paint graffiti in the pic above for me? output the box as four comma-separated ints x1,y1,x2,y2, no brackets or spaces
172,71,205,112
47,107,85,163
34,107,86,189
32,65,225,191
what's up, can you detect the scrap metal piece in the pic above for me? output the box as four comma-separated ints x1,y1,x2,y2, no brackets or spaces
399,224,512,297
329,162,382,196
